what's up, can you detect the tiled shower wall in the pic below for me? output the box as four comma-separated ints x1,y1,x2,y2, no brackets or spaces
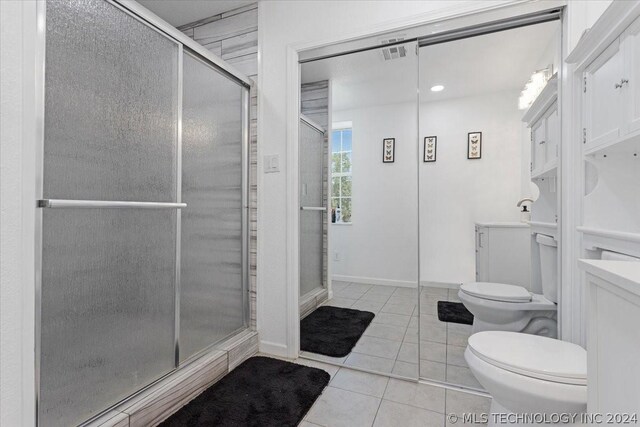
179,4,258,329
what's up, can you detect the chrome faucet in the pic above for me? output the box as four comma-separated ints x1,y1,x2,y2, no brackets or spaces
517,198,534,208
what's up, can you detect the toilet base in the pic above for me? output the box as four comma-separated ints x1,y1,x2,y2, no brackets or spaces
471,314,557,338
487,400,583,426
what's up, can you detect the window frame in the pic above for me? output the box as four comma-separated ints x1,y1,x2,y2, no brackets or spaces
331,124,353,224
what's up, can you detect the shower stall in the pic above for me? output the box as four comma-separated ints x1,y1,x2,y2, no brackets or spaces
36,1,250,425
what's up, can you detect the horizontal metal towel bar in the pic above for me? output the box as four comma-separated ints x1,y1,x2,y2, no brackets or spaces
300,206,327,211
38,199,187,209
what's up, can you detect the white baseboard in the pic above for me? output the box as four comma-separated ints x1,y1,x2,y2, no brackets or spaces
332,275,417,288
258,340,289,358
420,281,461,290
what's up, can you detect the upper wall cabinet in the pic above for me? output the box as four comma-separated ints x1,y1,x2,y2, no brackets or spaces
583,15,640,155
523,75,558,178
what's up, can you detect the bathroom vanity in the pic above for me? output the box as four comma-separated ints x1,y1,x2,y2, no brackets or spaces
475,222,531,289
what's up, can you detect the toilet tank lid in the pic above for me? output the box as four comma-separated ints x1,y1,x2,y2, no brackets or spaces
536,233,557,247
468,331,587,385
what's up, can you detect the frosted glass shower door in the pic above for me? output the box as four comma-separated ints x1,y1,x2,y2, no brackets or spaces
40,1,179,426
180,52,247,361
299,119,326,296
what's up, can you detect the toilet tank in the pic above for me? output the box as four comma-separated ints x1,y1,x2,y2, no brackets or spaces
536,234,558,302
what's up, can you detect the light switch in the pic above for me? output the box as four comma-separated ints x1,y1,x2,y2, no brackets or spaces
264,154,280,173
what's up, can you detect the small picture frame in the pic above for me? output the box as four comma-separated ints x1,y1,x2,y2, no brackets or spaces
467,132,482,159
382,138,395,163
424,136,437,162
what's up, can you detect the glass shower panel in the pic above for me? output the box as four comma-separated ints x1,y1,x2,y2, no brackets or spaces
44,0,179,202
180,53,245,361
300,119,326,296
39,209,177,426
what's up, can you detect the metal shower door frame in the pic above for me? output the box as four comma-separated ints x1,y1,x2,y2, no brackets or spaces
33,0,252,425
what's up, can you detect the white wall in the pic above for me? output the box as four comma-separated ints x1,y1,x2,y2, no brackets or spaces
331,103,419,286
1,1,37,426
331,90,524,286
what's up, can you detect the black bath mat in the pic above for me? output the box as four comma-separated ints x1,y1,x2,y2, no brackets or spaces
300,306,375,357
159,356,330,427
437,301,474,325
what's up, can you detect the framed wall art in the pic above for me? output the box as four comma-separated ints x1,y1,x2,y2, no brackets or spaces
382,138,395,163
467,132,482,159
424,136,437,162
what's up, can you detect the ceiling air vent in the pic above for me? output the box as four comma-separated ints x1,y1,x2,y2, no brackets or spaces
380,37,407,61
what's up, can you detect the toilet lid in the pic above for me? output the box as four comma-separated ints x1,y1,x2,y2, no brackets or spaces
460,282,532,303
468,331,587,385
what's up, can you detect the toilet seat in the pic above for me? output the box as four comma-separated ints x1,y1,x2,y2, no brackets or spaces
468,331,586,385
461,282,532,303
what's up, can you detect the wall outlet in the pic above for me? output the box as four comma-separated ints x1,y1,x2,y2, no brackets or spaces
264,154,280,173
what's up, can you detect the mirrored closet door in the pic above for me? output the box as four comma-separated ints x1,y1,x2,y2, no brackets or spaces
299,41,421,379
417,19,562,389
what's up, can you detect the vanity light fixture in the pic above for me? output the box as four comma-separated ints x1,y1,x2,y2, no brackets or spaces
518,66,552,110
430,85,445,92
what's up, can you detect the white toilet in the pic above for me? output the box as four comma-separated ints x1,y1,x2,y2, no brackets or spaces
465,331,587,426
458,234,557,337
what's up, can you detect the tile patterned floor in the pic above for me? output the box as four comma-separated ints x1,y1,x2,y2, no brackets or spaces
302,281,482,390
293,358,492,427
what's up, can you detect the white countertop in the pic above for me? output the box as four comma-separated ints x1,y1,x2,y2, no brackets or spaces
579,260,640,297
475,221,530,228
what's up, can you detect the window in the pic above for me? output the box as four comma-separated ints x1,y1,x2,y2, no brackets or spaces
331,127,352,223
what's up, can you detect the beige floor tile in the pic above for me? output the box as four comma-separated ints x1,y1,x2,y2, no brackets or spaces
408,316,418,328
392,360,418,378
383,378,446,413
351,299,386,313
419,360,446,381
330,368,389,398
345,353,395,373
420,323,447,344
305,386,381,427
294,358,341,379
365,285,397,296
446,365,483,389
447,288,461,302
420,341,446,363
371,312,411,328
359,292,392,303
445,389,491,417
353,336,401,360
323,297,357,309
447,325,472,347
381,302,416,316
334,289,367,300
298,421,323,427
421,286,449,297
387,296,417,306
364,323,407,342
300,351,347,364
346,283,374,293
373,400,443,427
397,342,418,363
393,287,419,298
331,280,351,291
403,327,419,343
446,344,468,368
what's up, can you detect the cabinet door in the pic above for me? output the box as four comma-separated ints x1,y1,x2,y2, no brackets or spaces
531,120,546,176
545,102,560,169
584,38,624,149
623,16,640,135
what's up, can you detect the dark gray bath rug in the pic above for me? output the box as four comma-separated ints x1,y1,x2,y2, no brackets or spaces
159,356,330,427
300,305,375,357
437,301,474,325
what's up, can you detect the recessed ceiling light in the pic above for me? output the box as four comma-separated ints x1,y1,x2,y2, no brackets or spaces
430,85,445,92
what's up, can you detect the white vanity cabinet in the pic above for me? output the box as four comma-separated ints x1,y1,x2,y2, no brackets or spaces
583,15,640,154
475,223,531,289
579,260,640,414
523,76,558,178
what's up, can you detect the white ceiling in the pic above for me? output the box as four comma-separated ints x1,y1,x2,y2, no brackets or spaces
137,0,254,27
302,21,560,111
